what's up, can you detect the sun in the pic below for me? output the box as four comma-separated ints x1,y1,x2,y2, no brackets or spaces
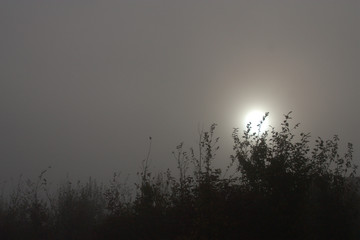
243,110,270,134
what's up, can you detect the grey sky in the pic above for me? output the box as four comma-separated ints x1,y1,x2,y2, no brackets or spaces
1,0,359,183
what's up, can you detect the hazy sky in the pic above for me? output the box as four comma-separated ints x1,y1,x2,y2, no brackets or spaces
1,0,359,183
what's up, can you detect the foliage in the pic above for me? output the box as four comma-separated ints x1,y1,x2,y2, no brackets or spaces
0,112,359,239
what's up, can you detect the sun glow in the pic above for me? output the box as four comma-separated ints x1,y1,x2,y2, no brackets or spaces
243,110,270,134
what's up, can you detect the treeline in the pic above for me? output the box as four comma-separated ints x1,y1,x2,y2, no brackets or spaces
0,113,359,239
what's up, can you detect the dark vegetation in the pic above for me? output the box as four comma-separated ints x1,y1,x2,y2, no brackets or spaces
0,112,359,239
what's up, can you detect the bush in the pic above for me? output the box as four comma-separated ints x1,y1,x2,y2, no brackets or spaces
0,112,359,239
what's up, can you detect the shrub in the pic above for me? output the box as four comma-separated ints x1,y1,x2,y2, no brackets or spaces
0,112,359,239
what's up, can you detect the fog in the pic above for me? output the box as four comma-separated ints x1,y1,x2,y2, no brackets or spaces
1,0,359,184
